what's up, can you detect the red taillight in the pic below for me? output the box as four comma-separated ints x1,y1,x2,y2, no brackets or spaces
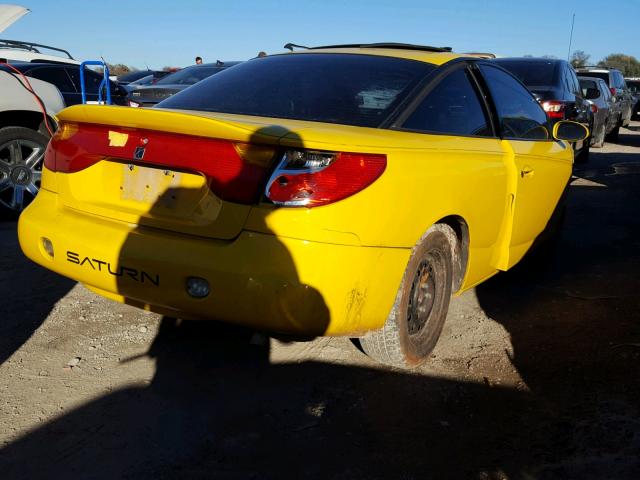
590,103,598,113
541,100,565,119
45,122,275,204
610,87,617,96
265,149,386,207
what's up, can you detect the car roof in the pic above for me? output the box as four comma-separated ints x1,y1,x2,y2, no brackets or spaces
493,57,567,64
278,47,462,66
578,76,607,85
576,67,617,73
188,61,242,68
0,61,84,68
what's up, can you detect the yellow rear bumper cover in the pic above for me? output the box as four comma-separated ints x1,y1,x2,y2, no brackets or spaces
19,189,409,336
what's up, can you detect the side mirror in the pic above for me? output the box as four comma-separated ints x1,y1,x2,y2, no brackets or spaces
553,120,589,142
585,88,600,100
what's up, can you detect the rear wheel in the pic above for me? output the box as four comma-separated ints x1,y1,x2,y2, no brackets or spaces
606,118,621,143
360,224,455,368
0,127,48,214
591,122,606,148
575,142,590,163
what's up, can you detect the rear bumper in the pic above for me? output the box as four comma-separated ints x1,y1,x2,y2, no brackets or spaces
19,189,409,336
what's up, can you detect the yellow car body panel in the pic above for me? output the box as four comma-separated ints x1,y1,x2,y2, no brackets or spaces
290,47,461,66
19,189,408,335
18,51,574,336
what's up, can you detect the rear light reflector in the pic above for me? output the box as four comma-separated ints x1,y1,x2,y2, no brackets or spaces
541,100,565,119
44,121,276,205
590,104,598,113
265,149,386,207
610,87,617,96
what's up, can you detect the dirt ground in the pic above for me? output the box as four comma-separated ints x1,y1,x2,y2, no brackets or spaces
1,124,639,479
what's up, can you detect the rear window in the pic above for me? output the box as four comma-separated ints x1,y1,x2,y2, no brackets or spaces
492,60,559,88
628,81,640,94
579,72,610,85
579,79,597,89
156,66,223,86
158,54,435,128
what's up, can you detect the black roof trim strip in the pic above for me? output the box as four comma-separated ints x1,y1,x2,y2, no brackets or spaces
285,42,452,53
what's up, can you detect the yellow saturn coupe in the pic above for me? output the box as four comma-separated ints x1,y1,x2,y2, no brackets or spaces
18,43,587,367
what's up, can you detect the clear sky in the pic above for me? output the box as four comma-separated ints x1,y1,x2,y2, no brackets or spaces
2,0,638,69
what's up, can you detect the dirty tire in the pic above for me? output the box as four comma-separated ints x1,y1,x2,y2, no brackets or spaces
591,123,606,148
575,142,590,163
360,224,455,369
606,124,620,143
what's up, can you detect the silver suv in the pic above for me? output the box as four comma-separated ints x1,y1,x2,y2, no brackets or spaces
575,66,634,140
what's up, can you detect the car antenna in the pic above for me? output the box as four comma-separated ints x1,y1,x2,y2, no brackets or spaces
283,43,309,51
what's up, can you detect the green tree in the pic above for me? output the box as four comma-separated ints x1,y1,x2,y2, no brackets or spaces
570,50,591,68
107,64,132,76
598,54,640,77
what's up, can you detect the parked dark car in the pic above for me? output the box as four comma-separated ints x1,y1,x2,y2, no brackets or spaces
578,76,617,147
116,69,172,85
575,66,634,138
626,79,640,120
122,74,154,93
121,71,179,93
127,62,241,108
492,57,591,162
0,62,128,106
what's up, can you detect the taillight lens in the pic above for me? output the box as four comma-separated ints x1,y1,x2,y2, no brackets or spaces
610,87,617,96
265,149,386,207
45,121,276,204
541,100,565,119
590,103,598,113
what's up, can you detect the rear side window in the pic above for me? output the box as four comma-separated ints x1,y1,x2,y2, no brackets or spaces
579,78,597,97
492,60,558,88
28,67,75,92
159,54,435,128
67,68,105,95
479,65,550,140
402,67,492,137
567,68,581,95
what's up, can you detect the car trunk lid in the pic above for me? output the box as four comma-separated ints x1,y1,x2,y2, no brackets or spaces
48,105,286,240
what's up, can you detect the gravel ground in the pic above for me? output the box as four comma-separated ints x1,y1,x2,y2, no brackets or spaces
1,124,639,479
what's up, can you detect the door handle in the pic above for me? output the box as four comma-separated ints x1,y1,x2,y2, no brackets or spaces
521,166,534,178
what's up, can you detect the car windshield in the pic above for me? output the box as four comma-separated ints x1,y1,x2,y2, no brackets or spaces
155,66,223,86
158,54,435,128
493,60,559,88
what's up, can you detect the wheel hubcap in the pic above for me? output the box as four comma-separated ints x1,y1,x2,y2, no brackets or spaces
407,259,437,335
10,165,32,186
0,139,44,211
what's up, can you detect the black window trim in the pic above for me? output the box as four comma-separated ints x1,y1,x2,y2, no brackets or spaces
388,59,499,139
24,65,77,94
474,61,554,143
160,52,439,129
